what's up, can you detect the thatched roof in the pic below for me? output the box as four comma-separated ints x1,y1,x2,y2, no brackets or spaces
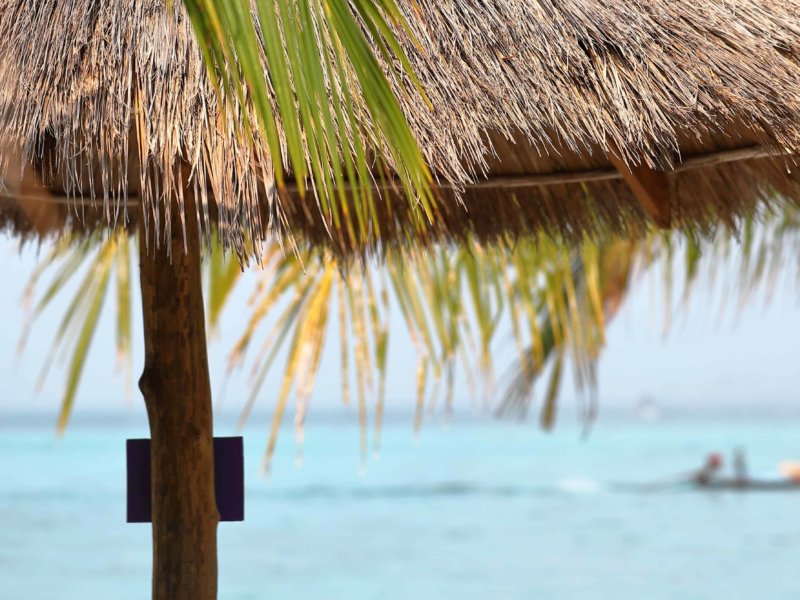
2,0,800,257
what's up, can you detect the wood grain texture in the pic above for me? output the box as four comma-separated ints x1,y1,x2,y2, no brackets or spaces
138,191,219,600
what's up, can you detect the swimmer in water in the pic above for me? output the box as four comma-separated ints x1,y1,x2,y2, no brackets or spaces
693,453,723,485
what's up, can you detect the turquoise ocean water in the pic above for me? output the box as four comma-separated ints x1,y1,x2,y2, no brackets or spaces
1,411,799,599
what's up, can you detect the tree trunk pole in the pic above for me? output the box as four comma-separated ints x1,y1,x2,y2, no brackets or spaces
138,199,219,600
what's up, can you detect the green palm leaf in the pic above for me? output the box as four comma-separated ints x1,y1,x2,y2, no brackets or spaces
183,0,433,243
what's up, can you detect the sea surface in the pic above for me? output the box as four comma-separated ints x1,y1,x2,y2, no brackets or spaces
1,410,799,599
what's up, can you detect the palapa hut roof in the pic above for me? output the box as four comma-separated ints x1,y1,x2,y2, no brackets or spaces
2,0,800,257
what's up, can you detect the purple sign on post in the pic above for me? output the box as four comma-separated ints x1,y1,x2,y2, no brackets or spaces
126,436,244,523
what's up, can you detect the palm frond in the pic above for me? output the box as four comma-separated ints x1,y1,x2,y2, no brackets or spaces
183,0,433,248
18,232,126,432
21,205,800,461
20,232,244,428
233,207,800,470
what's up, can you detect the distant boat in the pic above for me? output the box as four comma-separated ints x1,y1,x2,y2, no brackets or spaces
617,477,800,493
620,457,800,493
685,455,800,492
693,461,800,491
692,478,800,492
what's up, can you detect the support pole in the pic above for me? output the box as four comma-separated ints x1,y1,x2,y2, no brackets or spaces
138,198,219,600
608,153,672,229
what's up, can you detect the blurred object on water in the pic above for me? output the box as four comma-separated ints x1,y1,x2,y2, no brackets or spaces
779,461,800,482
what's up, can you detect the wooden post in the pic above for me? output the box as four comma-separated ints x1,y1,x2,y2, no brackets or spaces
608,153,672,229
138,197,219,600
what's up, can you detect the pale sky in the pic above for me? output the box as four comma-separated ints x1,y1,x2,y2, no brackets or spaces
1,236,798,423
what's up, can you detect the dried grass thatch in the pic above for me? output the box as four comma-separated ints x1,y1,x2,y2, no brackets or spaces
2,0,800,257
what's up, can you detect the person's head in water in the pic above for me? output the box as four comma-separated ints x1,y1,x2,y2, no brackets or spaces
707,453,723,470
694,452,724,485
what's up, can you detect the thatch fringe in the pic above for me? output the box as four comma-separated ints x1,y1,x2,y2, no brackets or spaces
2,1,800,256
